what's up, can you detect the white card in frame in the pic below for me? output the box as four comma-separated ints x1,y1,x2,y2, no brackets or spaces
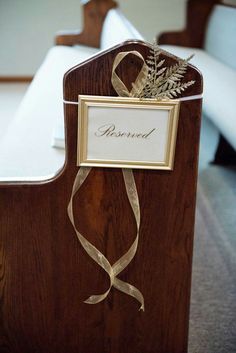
77,95,180,170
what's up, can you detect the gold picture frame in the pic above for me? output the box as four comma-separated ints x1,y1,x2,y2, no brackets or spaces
77,95,180,170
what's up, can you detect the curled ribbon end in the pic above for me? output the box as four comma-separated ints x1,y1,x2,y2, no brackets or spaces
84,292,110,305
84,295,101,305
139,304,145,312
84,299,94,305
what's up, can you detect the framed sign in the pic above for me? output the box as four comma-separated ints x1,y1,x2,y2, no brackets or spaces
77,95,180,170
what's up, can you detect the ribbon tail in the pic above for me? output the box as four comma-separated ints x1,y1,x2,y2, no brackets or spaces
122,169,140,226
84,288,112,305
68,167,117,307
114,277,145,311
72,167,92,193
113,237,138,276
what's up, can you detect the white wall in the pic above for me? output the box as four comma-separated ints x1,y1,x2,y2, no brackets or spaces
1,0,235,76
0,0,186,76
0,0,83,76
119,0,185,42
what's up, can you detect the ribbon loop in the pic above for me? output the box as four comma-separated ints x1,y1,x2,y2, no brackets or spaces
111,50,149,97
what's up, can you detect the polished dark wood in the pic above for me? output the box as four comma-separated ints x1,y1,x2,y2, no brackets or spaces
0,76,33,83
0,40,202,353
158,0,221,48
55,0,117,47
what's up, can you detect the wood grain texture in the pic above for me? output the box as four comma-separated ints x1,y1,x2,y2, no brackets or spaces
158,0,221,48
0,40,203,353
55,0,117,47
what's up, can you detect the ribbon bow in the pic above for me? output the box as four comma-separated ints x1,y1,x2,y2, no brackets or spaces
111,50,149,97
68,51,149,311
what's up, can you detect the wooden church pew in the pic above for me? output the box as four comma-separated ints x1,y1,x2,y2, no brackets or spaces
0,40,202,353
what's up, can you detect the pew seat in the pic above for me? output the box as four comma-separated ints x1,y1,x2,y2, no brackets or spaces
0,5,143,180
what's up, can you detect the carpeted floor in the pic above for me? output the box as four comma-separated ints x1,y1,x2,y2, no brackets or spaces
189,166,236,353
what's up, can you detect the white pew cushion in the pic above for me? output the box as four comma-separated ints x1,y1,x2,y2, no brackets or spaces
160,45,236,150
204,5,236,70
100,9,143,50
0,45,99,179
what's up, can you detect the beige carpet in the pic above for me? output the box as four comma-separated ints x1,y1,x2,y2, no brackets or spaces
189,166,236,353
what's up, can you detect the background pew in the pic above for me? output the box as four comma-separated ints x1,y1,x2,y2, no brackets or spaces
158,0,236,165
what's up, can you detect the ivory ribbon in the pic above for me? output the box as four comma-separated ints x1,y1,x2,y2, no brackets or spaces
68,51,148,311
68,167,144,311
63,94,203,105
111,50,149,97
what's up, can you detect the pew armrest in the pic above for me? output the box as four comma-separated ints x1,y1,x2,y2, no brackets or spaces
55,0,117,47
158,0,221,48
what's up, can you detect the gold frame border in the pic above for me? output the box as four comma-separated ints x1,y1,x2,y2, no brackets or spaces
77,95,180,170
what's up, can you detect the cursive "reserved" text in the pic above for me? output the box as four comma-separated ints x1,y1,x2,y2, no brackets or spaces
95,124,156,139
